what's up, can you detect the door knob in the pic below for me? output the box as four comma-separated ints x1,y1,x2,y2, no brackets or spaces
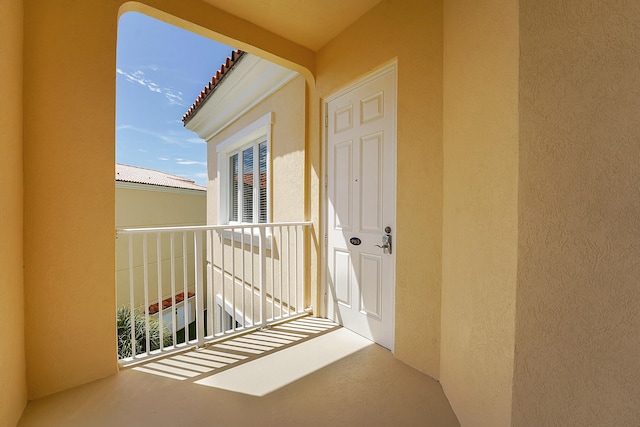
375,233,392,254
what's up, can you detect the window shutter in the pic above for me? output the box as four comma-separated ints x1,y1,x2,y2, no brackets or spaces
242,147,254,223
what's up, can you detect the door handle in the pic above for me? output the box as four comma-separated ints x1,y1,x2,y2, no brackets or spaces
375,233,392,254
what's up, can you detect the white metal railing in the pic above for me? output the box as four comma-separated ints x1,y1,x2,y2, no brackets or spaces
115,221,312,363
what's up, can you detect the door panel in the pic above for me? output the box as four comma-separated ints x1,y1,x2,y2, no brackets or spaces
333,141,353,230
360,132,383,232
360,253,382,319
335,104,354,133
326,64,396,350
334,249,352,306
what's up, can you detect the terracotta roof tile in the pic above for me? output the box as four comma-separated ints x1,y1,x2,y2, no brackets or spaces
148,291,195,315
182,49,245,124
116,163,206,191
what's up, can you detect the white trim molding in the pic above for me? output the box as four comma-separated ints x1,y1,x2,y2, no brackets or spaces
217,112,273,226
216,112,274,154
184,54,297,142
115,181,206,196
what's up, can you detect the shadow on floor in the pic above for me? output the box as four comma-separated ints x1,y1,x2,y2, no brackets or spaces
18,317,460,427
130,317,342,386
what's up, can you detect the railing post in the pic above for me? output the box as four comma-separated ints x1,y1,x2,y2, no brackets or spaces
143,234,150,355
194,230,205,346
128,234,136,357
259,226,267,329
156,233,163,351
206,230,214,338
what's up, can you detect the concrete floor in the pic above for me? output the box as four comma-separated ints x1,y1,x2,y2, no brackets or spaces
18,318,459,426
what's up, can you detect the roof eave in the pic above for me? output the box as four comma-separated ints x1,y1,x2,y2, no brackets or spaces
182,49,246,126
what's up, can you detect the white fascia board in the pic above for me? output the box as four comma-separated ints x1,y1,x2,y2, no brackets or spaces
116,181,206,195
185,54,297,142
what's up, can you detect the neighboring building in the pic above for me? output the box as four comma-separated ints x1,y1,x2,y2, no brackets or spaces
116,163,206,228
115,164,205,327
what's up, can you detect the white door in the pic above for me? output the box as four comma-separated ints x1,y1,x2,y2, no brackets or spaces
326,64,396,350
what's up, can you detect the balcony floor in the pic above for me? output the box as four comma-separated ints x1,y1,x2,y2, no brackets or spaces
18,317,459,426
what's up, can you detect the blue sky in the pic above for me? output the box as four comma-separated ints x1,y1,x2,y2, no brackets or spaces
116,12,234,186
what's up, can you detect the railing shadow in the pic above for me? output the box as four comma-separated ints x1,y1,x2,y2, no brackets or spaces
127,316,343,386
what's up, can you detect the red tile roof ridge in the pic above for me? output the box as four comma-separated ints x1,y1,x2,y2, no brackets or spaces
182,49,245,125
148,291,195,315
116,163,206,191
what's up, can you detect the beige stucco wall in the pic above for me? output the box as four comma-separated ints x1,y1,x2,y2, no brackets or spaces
440,0,519,425
204,75,307,322
116,186,206,228
23,0,120,399
13,0,640,422
0,0,27,423
115,185,206,308
317,0,443,379
513,1,640,424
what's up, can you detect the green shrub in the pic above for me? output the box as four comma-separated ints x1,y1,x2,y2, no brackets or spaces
116,305,172,359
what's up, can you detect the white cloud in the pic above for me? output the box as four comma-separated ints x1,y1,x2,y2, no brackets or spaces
117,124,182,145
159,157,169,161
116,126,207,150
116,67,184,105
147,82,162,93
176,160,206,166
163,89,184,105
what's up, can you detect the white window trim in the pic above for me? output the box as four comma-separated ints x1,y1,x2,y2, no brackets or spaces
217,113,273,245
215,293,249,331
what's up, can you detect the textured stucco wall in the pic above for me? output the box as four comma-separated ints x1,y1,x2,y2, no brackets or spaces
317,0,443,378
440,0,519,425
17,0,640,421
0,0,27,423
116,186,206,228
23,0,120,399
513,1,640,424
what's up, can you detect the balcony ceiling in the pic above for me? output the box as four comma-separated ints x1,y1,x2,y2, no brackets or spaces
200,0,383,51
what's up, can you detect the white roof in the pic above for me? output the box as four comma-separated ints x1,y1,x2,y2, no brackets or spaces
115,163,206,191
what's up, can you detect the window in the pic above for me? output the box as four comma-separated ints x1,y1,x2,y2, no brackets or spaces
227,140,268,223
218,113,272,224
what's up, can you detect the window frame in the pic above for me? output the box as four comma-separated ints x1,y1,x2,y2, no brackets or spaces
217,112,273,225
227,140,268,224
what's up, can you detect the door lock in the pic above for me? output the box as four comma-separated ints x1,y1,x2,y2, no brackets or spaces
375,230,392,254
